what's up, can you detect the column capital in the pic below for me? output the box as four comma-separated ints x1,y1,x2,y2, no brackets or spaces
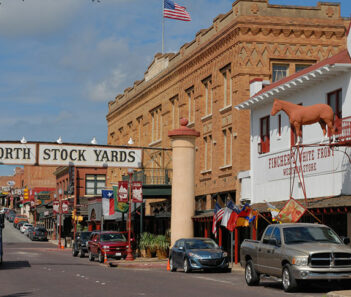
168,118,200,138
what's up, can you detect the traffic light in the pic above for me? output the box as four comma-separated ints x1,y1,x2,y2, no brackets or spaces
23,188,29,200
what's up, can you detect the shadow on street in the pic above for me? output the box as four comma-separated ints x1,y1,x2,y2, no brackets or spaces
0,261,31,270
1,292,33,297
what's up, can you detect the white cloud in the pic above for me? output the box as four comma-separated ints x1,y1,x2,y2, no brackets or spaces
87,68,127,102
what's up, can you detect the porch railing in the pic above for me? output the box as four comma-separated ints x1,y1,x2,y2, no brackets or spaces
122,169,172,185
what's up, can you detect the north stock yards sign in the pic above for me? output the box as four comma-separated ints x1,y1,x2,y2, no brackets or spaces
0,142,142,168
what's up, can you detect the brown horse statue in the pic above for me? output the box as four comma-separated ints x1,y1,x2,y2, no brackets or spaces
270,98,335,145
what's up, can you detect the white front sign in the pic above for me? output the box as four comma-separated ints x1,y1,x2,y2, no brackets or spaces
38,144,142,168
0,143,36,165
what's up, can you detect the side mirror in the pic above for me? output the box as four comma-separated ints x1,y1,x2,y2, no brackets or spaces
268,238,279,246
343,237,350,245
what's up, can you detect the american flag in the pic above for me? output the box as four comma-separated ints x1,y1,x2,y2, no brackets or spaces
164,0,191,22
212,202,224,238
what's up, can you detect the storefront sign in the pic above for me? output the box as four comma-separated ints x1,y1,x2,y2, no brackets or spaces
265,146,344,181
39,144,142,168
132,181,143,203
118,181,129,202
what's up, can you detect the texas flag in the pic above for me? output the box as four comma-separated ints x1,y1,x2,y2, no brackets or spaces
102,190,115,216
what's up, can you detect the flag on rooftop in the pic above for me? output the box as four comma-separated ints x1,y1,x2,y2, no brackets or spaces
164,0,191,22
212,202,224,238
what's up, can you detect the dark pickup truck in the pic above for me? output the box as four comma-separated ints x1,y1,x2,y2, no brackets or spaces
240,223,351,292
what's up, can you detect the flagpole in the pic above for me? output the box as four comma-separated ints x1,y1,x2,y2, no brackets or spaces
162,0,165,53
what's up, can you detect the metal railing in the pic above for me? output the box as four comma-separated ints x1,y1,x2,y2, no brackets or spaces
122,169,172,185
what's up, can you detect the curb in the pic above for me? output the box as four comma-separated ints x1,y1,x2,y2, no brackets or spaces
327,291,351,297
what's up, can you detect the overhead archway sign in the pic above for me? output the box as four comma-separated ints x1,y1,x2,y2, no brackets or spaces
0,141,142,168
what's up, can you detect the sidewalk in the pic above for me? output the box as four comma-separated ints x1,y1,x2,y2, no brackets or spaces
327,291,351,297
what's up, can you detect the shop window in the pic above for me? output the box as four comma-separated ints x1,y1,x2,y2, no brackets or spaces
85,174,106,195
327,89,342,134
259,116,270,154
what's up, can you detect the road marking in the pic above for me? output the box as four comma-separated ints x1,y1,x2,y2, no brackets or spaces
192,275,233,285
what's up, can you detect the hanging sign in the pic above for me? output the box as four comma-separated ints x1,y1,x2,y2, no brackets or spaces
62,201,69,214
53,200,59,214
118,181,129,202
38,144,142,168
132,181,143,203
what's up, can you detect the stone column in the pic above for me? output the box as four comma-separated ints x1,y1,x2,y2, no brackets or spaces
168,118,200,246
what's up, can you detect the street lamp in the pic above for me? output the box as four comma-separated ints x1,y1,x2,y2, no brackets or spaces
58,188,63,249
126,167,134,261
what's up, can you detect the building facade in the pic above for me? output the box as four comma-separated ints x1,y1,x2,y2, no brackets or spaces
106,0,349,245
236,48,351,239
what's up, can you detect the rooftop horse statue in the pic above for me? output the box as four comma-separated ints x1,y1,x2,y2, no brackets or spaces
270,98,335,145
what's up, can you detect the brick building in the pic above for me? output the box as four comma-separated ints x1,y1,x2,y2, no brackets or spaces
106,0,349,247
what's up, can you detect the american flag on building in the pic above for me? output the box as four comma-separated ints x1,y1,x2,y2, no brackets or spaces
212,202,224,238
163,0,191,22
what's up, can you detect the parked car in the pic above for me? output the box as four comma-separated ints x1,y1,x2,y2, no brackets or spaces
240,223,351,292
72,231,92,258
87,231,129,263
20,223,33,233
16,221,27,230
24,226,34,237
7,211,16,222
28,227,48,241
13,215,28,228
169,238,229,273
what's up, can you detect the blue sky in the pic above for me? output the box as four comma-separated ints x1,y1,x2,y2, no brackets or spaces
0,0,350,176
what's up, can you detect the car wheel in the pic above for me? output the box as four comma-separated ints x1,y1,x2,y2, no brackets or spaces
183,258,191,273
88,251,94,262
98,251,104,263
282,264,298,292
170,257,176,272
245,260,260,286
79,248,85,258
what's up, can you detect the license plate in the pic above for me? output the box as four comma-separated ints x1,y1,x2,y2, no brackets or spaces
115,252,121,256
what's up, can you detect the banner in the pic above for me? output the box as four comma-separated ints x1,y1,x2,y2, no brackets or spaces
116,202,129,213
132,181,143,203
118,181,129,202
53,200,59,214
276,198,306,223
62,201,69,214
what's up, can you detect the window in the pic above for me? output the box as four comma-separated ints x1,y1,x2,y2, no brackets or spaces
85,174,106,195
221,65,232,107
295,64,311,73
272,64,289,82
186,87,195,124
271,227,281,245
259,116,270,154
137,116,143,146
222,127,232,166
328,89,342,134
262,225,274,243
202,76,213,117
278,114,281,137
150,106,162,143
203,135,212,171
170,95,179,129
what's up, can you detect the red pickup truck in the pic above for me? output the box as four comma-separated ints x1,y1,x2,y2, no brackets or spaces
87,231,134,263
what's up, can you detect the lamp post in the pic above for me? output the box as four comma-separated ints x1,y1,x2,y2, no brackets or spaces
58,188,63,248
126,168,134,261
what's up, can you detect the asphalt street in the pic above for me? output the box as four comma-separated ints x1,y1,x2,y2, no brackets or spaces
1,220,351,297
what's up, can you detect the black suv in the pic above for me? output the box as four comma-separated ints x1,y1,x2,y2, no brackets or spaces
72,231,92,258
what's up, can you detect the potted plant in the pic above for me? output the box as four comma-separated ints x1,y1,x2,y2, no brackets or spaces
155,235,170,259
139,232,155,258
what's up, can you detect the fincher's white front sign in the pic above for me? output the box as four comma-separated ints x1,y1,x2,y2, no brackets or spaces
38,144,142,168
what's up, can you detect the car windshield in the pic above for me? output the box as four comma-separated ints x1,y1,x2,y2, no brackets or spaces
80,232,92,240
185,239,218,249
101,233,126,242
283,226,342,244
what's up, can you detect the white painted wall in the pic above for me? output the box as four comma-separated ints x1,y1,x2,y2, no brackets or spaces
250,71,351,204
